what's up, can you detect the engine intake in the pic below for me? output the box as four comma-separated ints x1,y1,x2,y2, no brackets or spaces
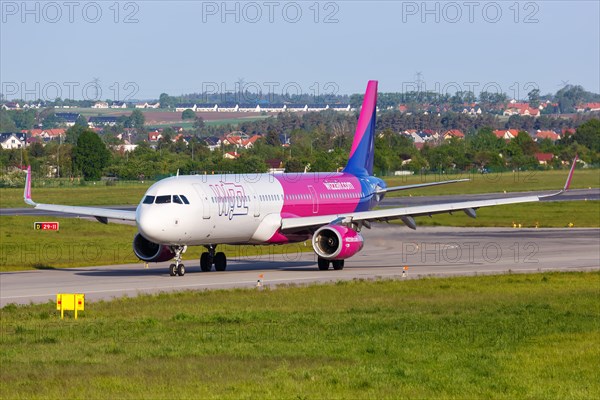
133,233,175,262
312,225,364,260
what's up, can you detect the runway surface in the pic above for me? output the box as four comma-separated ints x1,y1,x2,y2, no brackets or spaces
1,189,597,218
1,225,598,306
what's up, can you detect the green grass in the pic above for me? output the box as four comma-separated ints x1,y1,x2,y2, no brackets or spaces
407,201,600,228
0,216,311,272
0,184,149,208
1,272,598,399
383,169,599,197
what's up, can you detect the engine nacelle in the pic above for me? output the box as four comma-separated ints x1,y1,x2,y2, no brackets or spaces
132,233,175,262
312,225,364,260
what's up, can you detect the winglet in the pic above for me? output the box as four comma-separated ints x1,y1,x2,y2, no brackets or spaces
539,154,578,199
563,154,578,192
24,166,37,206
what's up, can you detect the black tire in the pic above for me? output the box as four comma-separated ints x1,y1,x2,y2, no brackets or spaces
169,264,177,276
214,252,227,271
332,260,344,270
200,253,211,272
317,257,330,270
178,264,185,276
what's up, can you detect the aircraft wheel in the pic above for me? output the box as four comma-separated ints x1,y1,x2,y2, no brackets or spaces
332,260,344,270
200,253,212,272
178,264,186,276
214,252,227,271
317,257,330,270
169,264,177,276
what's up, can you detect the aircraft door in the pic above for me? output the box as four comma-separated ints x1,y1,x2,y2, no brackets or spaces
248,185,260,217
192,184,211,219
308,185,319,214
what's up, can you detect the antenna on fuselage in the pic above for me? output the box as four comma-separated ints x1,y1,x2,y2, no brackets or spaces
176,169,180,177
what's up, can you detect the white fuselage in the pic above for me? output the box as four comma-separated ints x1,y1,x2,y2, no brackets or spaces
135,173,381,246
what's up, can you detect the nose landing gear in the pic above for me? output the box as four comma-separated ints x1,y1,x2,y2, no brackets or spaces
169,245,187,276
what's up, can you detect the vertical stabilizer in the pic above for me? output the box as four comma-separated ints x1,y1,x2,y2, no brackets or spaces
343,80,378,176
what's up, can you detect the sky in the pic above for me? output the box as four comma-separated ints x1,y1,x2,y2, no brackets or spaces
1,0,599,101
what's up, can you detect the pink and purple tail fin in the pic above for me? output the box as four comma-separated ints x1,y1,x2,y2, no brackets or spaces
343,80,378,177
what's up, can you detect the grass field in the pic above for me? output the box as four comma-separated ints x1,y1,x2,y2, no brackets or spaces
1,169,598,208
409,200,600,228
384,169,599,197
1,272,598,399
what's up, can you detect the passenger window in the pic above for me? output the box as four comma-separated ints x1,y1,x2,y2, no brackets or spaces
173,195,183,204
143,195,155,204
155,195,171,204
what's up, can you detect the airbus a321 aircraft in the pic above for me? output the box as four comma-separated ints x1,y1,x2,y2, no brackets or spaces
24,81,577,276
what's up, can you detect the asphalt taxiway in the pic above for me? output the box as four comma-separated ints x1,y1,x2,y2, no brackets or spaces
1,225,598,306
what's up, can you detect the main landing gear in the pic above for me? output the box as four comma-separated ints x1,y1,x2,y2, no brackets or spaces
169,246,187,277
317,257,344,271
200,245,227,272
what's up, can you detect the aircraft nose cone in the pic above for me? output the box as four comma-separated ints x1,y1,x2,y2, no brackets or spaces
136,206,165,243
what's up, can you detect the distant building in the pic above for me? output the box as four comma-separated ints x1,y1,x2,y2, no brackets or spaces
535,153,554,165
111,101,127,109
89,116,118,127
535,130,560,142
493,129,519,140
0,132,27,149
135,102,160,109
92,101,109,109
54,113,81,127
175,103,197,112
443,129,464,140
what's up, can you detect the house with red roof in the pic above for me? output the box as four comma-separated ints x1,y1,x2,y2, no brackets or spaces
148,131,162,142
576,103,600,112
493,129,519,140
223,151,240,159
503,102,542,117
535,130,560,142
535,153,554,165
443,129,464,140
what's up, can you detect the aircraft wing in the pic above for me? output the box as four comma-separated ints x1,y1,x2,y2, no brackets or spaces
282,157,578,232
23,166,137,224
378,178,470,193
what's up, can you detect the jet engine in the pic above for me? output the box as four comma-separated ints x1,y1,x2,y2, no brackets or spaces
312,225,364,260
133,233,175,262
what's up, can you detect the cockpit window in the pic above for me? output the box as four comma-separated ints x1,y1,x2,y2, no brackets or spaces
143,195,155,204
155,195,172,204
173,195,183,204
180,195,190,204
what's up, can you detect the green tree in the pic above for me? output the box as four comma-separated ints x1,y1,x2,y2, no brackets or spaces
568,118,600,152
182,109,196,120
72,130,111,180
65,124,90,145
75,114,88,128
528,88,540,108
0,110,17,132
10,110,36,130
125,109,145,128
159,93,177,109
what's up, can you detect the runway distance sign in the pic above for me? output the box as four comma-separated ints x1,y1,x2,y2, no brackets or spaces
34,222,59,231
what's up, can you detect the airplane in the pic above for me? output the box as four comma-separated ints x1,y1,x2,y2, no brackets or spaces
23,80,577,276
